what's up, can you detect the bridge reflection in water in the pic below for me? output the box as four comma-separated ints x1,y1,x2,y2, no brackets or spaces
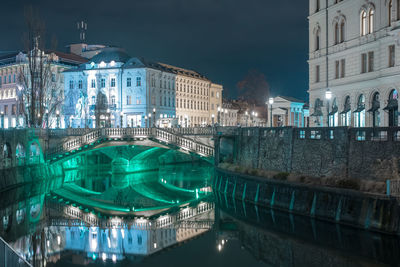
1,143,400,266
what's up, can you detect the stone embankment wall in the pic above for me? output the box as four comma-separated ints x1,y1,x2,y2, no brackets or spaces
218,127,400,181
214,168,400,234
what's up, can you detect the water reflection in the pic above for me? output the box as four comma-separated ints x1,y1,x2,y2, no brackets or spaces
2,145,400,266
215,191,400,267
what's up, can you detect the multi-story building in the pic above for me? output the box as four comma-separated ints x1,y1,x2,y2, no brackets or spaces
220,100,239,126
0,50,86,129
309,0,400,127
64,48,223,128
64,48,176,128
268,96,309,127
168,63,215,127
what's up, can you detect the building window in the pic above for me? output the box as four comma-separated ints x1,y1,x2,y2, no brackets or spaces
127,77,131,87
78,80,83,89
4,105,8,115
137,77,141,86
334,23,339,45
335,61,340,79
3,76,5,84
111,95,115,105
369,9,374,34
389,45,396,67
361,11,367,36
315,28,321,51
316,0,320,12
127,95,132,105
341,59,345,78
368,51,374,72
398,0,400,20
389,0,393,25
361,53,367,73
69,80,74,89
8,75,11,83
110,78,116,87
340,21,345,43
101,78,105,88
11,104,16,115
315,65,320,83
91,79,95,88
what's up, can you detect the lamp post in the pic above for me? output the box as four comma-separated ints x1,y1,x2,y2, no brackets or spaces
120,111,124,128
106,108,110,128
1,111,4,129
269,97,274,127
153,108,156,127
217,107,221,126
148,113,152,128
211,114,215,126
145,116,148,128
224,109,228,126
56,110,60,129
325,89,332,127
45,109,49,128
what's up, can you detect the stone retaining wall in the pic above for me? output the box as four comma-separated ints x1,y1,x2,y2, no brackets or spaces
214,168,400,234
220,127,400,181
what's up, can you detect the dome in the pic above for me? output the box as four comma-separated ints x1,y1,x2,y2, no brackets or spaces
90,47,130,64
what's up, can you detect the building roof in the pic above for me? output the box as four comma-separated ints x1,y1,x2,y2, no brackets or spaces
90,47,131,64
276,96,306,104
49,50,88,65
157,62,209,81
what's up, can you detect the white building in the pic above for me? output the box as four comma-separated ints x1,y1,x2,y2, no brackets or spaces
0,50,86,129
268,96,309,127
309,0,400,127
64,48,176,128
64,47,223,128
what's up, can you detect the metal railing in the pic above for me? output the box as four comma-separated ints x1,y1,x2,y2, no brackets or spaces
0,236,32,267
47,127,214,159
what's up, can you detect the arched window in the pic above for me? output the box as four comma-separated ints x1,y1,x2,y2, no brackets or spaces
315,29,321,51
369,9,374,33
389,0,393,25
329,98,339,127
334,23,339,45
340,21,345,42
341,96,351,126
368,92,380,127
398,0,400,20
361,11,367,36
354,94,366,127
385,89,399,126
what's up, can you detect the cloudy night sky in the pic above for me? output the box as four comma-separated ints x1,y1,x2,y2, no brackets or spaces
0,0,309,101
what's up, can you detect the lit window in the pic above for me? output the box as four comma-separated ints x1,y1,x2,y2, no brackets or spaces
361,11,367,36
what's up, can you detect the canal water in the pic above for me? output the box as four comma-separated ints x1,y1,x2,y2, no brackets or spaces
1,145,400,266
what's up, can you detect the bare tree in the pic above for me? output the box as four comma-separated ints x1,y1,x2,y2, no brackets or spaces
17,6,63,128
236,69,270,106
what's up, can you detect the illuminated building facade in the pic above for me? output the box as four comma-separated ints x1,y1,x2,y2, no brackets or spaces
309,0,400,127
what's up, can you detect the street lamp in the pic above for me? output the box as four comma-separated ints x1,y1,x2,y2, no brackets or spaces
217,107,221,126
120,111,124,128
211,114,215,126
56,110,60,129
1,111,4,129
45,109,49,128
148,113,152,128
153,108,156,127
325,89,332,127
106,108,110,128
269,97,274,127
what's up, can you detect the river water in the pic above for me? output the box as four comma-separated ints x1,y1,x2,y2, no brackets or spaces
1,146,399,267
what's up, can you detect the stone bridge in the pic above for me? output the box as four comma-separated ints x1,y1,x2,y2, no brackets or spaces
0,127,216,170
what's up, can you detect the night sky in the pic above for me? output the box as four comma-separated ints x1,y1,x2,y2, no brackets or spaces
0,0,309,101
